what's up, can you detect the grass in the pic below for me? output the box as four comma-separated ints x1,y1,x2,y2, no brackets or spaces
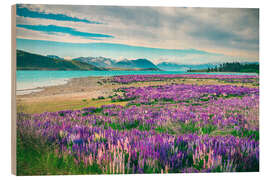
17,132,103,175
17,98,128,114
200,124,218,134
178,122,199,134
212,128,259,141
117,78,258,88
155,126,175,134
231,128,259,141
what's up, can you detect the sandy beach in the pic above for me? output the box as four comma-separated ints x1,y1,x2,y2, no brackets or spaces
17,76,112,100
16,76,122,114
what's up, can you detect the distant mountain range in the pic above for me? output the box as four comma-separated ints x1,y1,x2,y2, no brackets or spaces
73,57,159,70
17,50,104,71
72,57,116,68
73,57,219,71
114,58,158,69
16,50,160,71
16,50,257,72
156,62,218,71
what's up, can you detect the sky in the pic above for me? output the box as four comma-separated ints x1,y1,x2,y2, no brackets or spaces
16,4,259,65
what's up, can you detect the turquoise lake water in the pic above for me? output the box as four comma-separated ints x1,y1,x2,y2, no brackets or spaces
16,70,258,95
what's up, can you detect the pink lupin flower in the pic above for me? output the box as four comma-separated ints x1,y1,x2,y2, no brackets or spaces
165,164,169,173
193,154,196,165
97,148,103,165
207,149,214,168
83,157,88,166
109,161,112,174
88,154,93,166
124,137,129,152
122,161,125,174
112,161,115,174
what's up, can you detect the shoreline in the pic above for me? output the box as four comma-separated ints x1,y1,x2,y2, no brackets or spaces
16,71,258,96
16,75,108,96
17,76,111,99
16,72,259,100
16,76,120,114
16,74,259,114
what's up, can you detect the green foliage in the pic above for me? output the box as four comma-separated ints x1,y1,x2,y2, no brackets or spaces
179,122,199,134
97,96,105,100
16,133,102,175
187,62,259,73
123,120,140,129
82,107,103,115
200,98,209,102
200,124,217,134
97,81,103,85
155,126,175,134
138,124,151,131
108,120,140,130
111,97,136,102
231,128,259,141
191,103,202,106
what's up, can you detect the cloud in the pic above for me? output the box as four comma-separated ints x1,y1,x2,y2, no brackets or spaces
16,5,102,24
17,24,114,39
186,14,259,53
16,5,259,62
153,53,258,65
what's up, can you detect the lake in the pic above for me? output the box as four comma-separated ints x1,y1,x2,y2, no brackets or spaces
16,70,258,95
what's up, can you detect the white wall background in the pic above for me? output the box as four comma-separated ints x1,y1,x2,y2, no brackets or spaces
0,0,269,179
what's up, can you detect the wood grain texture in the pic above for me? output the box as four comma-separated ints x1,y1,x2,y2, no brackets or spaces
11,4,17,175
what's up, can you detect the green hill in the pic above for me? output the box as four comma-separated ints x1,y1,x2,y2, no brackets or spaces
16,50,104,71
